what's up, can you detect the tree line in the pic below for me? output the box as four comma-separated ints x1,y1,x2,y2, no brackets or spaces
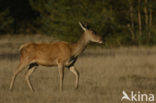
0,0,155,46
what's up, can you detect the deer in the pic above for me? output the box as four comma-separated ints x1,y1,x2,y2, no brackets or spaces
9,22,103,92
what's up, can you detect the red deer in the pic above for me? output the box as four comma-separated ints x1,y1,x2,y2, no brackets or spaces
9,22,103,92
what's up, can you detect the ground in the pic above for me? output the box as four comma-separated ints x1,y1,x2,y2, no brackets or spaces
0,35,156,103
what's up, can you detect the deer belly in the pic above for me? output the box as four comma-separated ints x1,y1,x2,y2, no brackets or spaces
35,56,57,66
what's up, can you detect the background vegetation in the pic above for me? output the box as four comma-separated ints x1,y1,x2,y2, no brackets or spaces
0,1,156,102
0,0,156,46
1,36,156,103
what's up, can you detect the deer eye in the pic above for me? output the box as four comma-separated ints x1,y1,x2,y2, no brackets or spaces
92,31,96,34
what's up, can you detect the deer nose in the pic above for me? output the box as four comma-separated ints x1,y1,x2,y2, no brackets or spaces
98,40,103,44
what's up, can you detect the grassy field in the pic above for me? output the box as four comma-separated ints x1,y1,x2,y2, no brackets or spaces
0,35,156,103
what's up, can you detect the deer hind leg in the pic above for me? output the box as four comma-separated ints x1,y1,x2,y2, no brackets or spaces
57,62,65,92
9,62,27,91
69,66,79,89
25,63,38,92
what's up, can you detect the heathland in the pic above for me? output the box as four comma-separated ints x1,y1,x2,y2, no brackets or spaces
0,35,156,103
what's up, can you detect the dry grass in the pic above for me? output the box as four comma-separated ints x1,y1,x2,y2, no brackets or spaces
0,35,156,103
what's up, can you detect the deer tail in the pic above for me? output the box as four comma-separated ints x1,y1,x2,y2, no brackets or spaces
19,43,32,51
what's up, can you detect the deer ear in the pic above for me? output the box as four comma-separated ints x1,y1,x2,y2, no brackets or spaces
79,22,86,31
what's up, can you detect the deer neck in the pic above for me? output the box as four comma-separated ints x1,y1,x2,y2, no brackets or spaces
71,33,89,57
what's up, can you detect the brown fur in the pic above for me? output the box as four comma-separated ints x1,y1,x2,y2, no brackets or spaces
9,22,103,92
19,43,32,51
20,42,72,66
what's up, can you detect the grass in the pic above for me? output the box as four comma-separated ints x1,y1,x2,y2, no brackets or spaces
0,35,156,103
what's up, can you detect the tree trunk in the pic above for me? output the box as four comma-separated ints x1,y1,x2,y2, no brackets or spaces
144,0,148,29
149,0,152,40
129,0,135,41
138,0,142,36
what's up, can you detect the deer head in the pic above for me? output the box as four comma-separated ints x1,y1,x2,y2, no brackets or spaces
79,22,103,44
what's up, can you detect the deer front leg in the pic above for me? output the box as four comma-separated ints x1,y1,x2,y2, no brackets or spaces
58,63,64,92
69,66,79,89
